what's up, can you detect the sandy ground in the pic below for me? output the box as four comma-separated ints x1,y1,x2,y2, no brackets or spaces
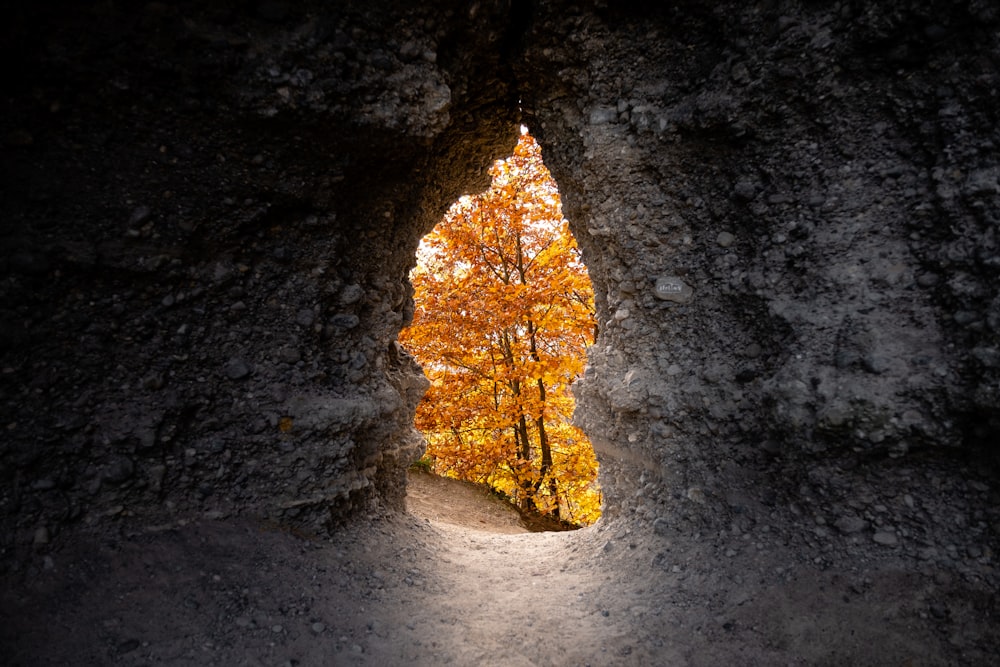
1,471,996,665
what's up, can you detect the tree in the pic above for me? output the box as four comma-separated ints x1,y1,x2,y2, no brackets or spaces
401,130,601,525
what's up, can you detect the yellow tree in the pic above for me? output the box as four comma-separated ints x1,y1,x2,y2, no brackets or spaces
401,130,601,525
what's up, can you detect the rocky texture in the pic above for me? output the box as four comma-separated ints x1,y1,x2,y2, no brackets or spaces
1,0,519,552
519,0,1000,519
1,1,998,657
1,475,996,665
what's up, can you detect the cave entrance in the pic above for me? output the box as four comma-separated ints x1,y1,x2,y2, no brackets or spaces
401,126,601,529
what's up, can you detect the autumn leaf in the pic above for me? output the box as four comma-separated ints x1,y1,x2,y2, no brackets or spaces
401,130,601,526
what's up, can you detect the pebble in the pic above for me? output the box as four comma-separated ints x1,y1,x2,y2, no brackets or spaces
918,547,939,560
129,205,151,225
330,314,360,330
654,276,693,303
340,284,364,305
833,516,868,535
929,603,949,619
296,309,315,327
271,624,284,633
33,526,50,546
118,639,141,654
311,622,326,634
733,179,757,200
235,616,252,628
873,531,899,546
716,231,735,247
224,358,251,380
103,457,135,485
589,106,618,124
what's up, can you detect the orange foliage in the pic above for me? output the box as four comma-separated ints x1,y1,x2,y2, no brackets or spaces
401,131,601,525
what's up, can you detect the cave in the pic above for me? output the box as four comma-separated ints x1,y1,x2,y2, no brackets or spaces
2,0,998,663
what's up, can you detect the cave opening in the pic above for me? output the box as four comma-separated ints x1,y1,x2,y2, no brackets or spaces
401,126,602,529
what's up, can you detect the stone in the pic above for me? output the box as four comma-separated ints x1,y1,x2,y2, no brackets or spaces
103,457,135,485
733,180,757,200
653,276,693,303
129,205,151,225
716,231,735,247
686,487,706,504
873,531,899,546
224,358,251,380
964,168,999,196
148,465,166,493
141,373,165,390
340,284,364,305
330,314,360,330
296,309,316,327
833,516,868,535
589,106,618,124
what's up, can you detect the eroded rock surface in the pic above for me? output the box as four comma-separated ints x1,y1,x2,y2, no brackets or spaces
1,0,519,542
1,1,998,660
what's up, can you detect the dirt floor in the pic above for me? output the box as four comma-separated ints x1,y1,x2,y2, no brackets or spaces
1,471,997,665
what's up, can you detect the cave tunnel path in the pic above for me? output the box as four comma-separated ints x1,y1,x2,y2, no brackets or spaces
389,519,645,666
2,479,984,666
0,505,669,665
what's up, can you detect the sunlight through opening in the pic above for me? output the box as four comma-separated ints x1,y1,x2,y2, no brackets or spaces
402,126,601,529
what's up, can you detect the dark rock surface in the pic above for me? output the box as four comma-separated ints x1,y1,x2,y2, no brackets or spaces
1,0,518,547
1,0,998,661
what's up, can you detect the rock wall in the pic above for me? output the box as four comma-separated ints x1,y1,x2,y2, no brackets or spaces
517,1,1000,531
0,0,519,555
2,0,998,564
